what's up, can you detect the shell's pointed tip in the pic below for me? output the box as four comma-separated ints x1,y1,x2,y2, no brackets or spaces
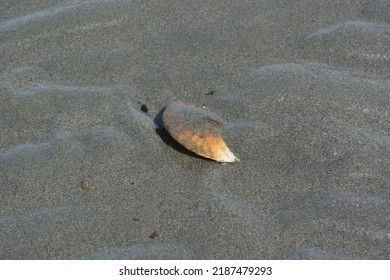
217,151,240,163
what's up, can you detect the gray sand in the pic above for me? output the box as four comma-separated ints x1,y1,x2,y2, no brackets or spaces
1,0,389,259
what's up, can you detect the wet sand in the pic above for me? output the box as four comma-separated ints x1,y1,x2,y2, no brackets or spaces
1,0,389,259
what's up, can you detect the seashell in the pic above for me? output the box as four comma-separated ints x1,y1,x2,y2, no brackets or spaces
162,101,239,163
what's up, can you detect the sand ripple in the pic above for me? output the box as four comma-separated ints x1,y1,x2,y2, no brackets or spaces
302,21,390,73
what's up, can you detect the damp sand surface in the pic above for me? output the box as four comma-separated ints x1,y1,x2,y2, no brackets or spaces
1,0,390,259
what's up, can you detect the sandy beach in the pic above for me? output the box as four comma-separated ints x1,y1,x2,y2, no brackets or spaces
1,0,389,259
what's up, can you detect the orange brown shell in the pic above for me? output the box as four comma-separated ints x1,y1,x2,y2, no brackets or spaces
162,101,239,163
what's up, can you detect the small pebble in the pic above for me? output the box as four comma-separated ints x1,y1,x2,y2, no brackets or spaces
149,231,159,239
81,179,91,190
141,104,148,114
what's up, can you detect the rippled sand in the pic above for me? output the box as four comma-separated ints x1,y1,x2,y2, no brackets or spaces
1,0,389,259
